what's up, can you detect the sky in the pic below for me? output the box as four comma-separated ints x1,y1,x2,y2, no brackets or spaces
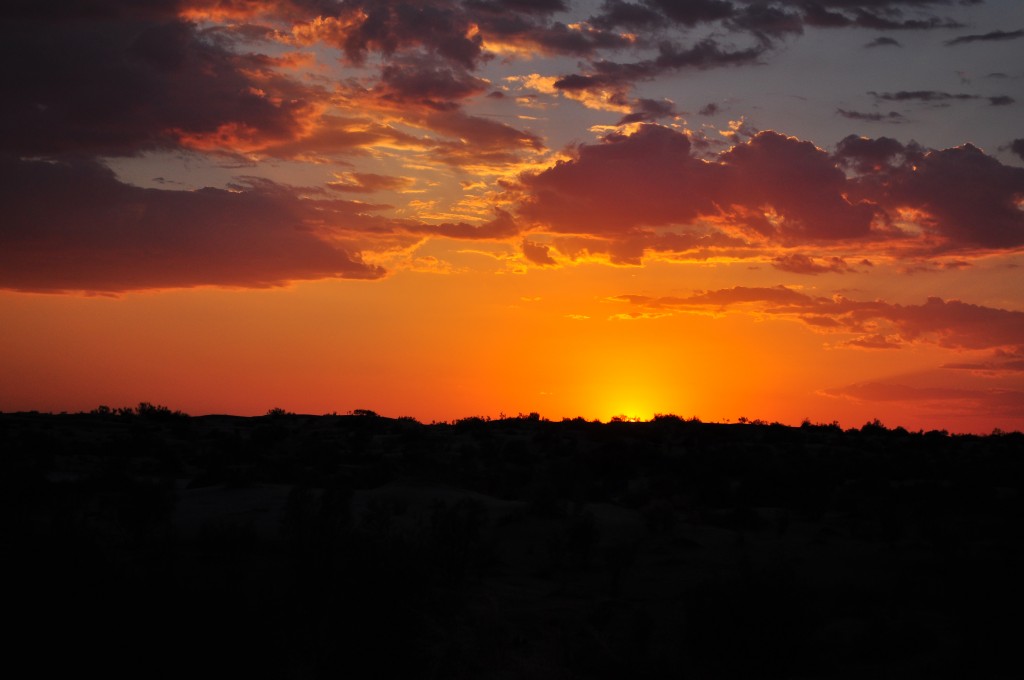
2,0,1023,432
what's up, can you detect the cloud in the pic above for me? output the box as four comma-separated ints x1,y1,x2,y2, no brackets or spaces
0,156,385,293
873,143,1024,250
0,152,528,294
824,382,1024,417
327,173,416,194
254,115,434,161
1,0,564,169
7,0,1016,294
837,109,907,123
615,97,678,125
726,3,804,41
833,134,912,173
945,29,1024,46
944,348,1024,374
376,56,490,108
1,2,322,158
517,124,721,234
420,110,545,166
717,130,878,241
869,90,1014,107
516,124,1024,261
772,254,857,275
865,36,902,48
656,285,813,308
7,0,983,164
591,0,965,37
801,2,962,31
522,238,557,265
548,38,766,104
316,1,483,69
318,78,545,168
870,90,974,103
841,334,904,350
1011,139,1024,162
615,286,1024,354
401,209,521,240
548,231,750,266
589,0,665,30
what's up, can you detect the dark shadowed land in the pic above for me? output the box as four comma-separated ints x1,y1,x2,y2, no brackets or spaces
4,407,1023,679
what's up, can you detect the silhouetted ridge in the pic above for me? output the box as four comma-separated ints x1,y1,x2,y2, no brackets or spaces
2,410,1022,678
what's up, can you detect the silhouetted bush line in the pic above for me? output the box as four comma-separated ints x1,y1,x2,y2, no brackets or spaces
2,410,1022,678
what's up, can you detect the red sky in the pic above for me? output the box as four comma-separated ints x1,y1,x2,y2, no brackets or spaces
2,0,1023,432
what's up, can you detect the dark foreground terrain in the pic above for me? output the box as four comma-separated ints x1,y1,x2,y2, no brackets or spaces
3,408,1023,678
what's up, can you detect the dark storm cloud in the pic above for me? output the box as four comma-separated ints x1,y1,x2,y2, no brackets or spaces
0,156,386,293
945,29,1024,46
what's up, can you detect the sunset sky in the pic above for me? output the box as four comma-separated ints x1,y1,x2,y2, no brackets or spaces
3,0,1023,431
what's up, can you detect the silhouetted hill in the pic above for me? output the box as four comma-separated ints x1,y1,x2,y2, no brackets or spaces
3,410,1022,678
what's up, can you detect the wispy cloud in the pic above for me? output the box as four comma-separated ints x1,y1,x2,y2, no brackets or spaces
946,29,1024,46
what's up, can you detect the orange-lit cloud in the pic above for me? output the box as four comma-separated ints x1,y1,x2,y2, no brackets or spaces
327,172,417,194
616,286,1024,355
772,253,860,275
824,382,1024,419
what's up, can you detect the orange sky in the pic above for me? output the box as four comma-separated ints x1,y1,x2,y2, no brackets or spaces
2,0,1023,432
